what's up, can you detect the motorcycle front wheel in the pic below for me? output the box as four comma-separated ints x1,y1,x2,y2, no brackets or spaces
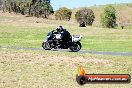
42,41,52,50
69,42,81,52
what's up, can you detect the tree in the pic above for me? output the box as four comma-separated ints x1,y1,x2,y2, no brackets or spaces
0,0,6,12
4,0,11,13
55,7,72,21
1,0,53,18
28,0,53,18
0,0,2,9
32,0,53,18
100,5,116,28
75,8,95,26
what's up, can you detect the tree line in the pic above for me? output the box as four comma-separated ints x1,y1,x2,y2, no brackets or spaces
0,1,117,28
0,0,53,18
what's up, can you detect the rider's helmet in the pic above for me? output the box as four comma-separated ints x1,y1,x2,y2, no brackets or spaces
59,26,64,32
56,27,61,33
56,26,63,33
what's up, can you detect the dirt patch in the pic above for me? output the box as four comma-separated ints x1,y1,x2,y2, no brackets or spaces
0,51,113,67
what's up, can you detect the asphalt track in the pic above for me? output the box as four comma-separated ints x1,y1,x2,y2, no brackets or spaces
0,46,132,56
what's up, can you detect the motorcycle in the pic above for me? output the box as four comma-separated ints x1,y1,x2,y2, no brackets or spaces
42,31,82,52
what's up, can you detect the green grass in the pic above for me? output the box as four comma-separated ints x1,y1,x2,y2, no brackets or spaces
0,21,132,52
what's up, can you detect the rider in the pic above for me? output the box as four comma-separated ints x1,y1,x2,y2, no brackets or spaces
56,26,71,47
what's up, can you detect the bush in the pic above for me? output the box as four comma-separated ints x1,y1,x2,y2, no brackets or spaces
75,8,95,26
100,5,116,28
55,7,72,21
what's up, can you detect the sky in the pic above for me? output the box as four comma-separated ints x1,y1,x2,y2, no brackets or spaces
51,0,132,10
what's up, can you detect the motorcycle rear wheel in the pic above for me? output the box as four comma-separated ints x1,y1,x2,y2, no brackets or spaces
69,42,81,52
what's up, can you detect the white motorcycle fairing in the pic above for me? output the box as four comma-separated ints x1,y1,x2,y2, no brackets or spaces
72,35,82,42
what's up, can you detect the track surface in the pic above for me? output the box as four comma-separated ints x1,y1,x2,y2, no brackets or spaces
0,46,132,56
